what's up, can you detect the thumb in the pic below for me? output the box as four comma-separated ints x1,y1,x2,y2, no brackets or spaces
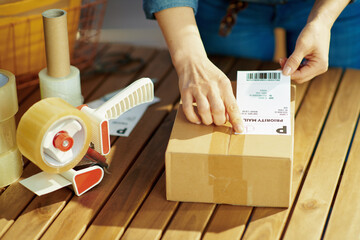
283,48,304,76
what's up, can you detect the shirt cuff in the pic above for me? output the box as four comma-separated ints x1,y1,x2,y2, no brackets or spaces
143,0,198,20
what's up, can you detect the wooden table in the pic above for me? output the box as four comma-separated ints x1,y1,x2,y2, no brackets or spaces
1,44,360,240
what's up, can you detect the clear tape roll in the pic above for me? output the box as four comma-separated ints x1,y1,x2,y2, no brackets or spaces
0,69,18,121
0,69,23,187
39,66,83,107
0,147,23,188
0,117,17,154
17,98,92,173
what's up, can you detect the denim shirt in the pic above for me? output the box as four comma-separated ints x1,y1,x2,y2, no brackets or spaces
143,0,355,20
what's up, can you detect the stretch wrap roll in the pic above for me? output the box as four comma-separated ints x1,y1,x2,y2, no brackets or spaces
39,66,83,107
0,69,23,188
17,98,92,173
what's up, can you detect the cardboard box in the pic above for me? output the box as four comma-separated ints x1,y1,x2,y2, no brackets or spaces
165,85,295,207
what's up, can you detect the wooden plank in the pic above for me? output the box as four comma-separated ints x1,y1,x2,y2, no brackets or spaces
227,58,262,81
0,164,41,237
121,174,178,240
40,51,176,240
283,69,360,240
242,69,342,240
162,203,216,240
81,108,178,240
1,188,72,240
323,71,360,240
202,205,252,240
80,44,133,99
210,55,236,73
17,86,38,105
1,46,158,239
85,46,156,102
293,81,309,114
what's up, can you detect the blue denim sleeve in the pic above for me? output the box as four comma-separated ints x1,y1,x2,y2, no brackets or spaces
143,0,198,19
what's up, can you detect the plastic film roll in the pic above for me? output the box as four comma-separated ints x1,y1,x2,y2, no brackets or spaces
39,66,83,107
0,147,22,188
17,98,92,173
0,69,23,187
39,9,83,107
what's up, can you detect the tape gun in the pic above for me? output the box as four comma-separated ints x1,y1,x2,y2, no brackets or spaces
17,78,154,196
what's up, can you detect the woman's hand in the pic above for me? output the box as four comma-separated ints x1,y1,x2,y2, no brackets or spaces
155,6,243,132
281,21,331,83
175,55,244,132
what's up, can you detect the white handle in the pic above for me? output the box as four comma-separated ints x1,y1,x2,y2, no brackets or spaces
94,78,154,120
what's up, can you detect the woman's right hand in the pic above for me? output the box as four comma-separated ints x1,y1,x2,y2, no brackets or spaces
155,6,243,132
174,54,244,133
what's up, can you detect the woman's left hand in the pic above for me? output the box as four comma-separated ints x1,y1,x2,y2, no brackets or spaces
281,21,331,83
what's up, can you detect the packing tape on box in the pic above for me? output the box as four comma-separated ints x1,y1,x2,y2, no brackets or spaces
39,66,83,107
0,69,23,187
17,98,92,173
208,124,247,204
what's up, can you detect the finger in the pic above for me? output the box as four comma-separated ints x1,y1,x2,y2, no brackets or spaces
283,48,304,76
291,60,326,83
208,91,226,126
224,94,244,133
182,91,201,124
279,57,287,69
195,94,213,125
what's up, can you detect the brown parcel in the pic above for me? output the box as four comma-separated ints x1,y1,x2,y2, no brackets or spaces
165,85,295,207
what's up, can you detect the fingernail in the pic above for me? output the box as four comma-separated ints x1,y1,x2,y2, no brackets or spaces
283,66,292,76
236,124,244,133
195,121,201,125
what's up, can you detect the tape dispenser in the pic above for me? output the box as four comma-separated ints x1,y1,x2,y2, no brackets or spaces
17,78,154,195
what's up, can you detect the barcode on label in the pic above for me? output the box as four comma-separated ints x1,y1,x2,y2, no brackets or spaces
247,72,281,81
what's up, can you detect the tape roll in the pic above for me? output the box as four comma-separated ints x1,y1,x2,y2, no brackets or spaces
39,65,83,107
0,117,17,154
17,98,92,173
0,69,18,121
0,147,23,188
0,69,23,187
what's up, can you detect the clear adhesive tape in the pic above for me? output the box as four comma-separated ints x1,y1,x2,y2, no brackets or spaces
17,98,92,173
0,147,23,188
0,69,23,187
0,117,17,154
39,65,83,107
0,69,18,121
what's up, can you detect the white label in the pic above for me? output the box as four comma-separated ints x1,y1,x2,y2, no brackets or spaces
236,70,291,135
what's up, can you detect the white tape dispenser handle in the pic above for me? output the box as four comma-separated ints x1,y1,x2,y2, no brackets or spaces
80,78,154,155
96,77,154,120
